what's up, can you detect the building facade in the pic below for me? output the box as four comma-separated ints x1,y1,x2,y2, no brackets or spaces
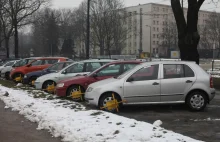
124,3,213,58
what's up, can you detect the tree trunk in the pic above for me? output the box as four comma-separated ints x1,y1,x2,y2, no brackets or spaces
14,20,19,58
5,37,10,58
171,0,201,64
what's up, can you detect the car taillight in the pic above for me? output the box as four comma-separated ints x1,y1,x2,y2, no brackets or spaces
210,77,214,88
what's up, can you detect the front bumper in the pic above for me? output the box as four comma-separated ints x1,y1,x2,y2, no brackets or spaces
55,86,68,97
84,91,98,106
34,82,43,89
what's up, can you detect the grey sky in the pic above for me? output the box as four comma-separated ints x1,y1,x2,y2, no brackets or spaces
52,0,220,12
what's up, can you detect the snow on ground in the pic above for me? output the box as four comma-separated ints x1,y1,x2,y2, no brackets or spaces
193,118,220,122
0,85,202,142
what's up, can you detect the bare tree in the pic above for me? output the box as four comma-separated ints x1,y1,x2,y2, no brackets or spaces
90,0,129,56
2,0,49,58
158,19,178,58
171,0,219,64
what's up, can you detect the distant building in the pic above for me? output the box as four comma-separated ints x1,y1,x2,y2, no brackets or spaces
123,3,214,58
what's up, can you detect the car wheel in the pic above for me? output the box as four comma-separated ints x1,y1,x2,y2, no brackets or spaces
5,72,10,80
42,81,56,94
67,85,85,101
187,91,207,111
29,76,37,86
99,92,122,113
13,73,24,83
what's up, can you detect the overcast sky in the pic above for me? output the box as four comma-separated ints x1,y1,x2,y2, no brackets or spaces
52,0,220,12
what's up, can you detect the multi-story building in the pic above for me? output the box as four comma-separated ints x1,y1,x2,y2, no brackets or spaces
124,3,213,58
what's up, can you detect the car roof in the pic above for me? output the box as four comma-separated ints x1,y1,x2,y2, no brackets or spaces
80,59,114,63
107,60,142,64
142,61,196,65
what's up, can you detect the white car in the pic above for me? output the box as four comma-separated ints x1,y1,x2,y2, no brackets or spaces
0,60,19,79
34,59,114,90
85,61,215,112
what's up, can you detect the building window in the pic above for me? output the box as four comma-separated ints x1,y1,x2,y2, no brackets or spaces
157,21,159,25
153,34,155,38
153,20,155,24
156,48,159,53
157,35,159,38
157,28,159,31
153,27,155,31
163,8,165,12
153,48,156,54
157,7,159,11
157,41,159,45
153,41,155,45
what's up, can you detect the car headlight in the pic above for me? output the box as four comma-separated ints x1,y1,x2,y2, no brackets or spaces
24,75,27,78
57,83,64,88
86,87,93,92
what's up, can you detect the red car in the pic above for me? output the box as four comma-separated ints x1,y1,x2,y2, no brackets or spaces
10,57,70,82
55,61,142,99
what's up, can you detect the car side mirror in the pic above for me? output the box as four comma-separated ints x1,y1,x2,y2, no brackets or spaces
92,73,98,78
26,64,31,67
62,70,67,74
127,77,134,82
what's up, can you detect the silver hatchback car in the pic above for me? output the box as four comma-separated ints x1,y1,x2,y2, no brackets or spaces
85,61,215,111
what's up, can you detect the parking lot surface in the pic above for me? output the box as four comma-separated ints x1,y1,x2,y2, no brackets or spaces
0,101,61,142
119,91,220,142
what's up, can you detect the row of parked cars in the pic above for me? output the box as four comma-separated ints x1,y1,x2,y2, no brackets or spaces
0,57,216,112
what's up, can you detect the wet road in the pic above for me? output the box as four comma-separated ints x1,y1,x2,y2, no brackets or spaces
118,92,220,142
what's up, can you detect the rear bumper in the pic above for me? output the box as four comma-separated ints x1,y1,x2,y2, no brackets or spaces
209,88,215,101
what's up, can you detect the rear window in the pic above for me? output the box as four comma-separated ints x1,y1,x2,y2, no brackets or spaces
184,65,195,77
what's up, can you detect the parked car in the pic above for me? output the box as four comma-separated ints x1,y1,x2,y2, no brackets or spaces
34,59,114,91
55,61,142,100
0,60,18,73
23,61,74,85
10,57,69,82
85,61,215,112
0,60,20,79
4,57,41,79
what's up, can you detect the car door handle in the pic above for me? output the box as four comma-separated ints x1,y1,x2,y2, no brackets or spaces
186,80,193,83
152,82,159,85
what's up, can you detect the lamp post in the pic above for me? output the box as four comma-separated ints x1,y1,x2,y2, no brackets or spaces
86,0,90,59
146,25,152,61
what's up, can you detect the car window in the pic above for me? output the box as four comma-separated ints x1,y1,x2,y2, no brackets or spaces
184,65,195,77
31,60,43,66
163,64,184,79
64,62,72,68
123,64,138,72
43,59,58,65
49,63,64,71
65,63,84,73
97,64,121,77
86,62,102,72
130,64,159,81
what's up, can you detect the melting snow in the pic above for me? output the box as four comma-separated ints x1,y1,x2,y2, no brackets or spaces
0,85,202,142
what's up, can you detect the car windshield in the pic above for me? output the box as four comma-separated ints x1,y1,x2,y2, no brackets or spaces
47,62,64,71
117,64,141,79
14,59,34,67
4,61,14,66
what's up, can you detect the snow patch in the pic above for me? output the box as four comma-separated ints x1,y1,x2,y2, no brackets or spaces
153,120,163,127
0,85,202,142
4,106,9,109
16,83,23,87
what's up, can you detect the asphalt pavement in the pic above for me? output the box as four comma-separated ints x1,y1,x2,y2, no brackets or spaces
119,92,220,142
0,101,61,142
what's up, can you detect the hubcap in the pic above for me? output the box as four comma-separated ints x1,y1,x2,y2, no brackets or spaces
69,88,81,100
103,97,115,110
190,94,205,109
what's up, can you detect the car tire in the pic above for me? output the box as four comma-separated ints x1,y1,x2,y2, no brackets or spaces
13,73,24,83
29,76,37,86
42,81,56,94
67,85,85,101
5,72,10,80
186,91,207,111
99,92,122,113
